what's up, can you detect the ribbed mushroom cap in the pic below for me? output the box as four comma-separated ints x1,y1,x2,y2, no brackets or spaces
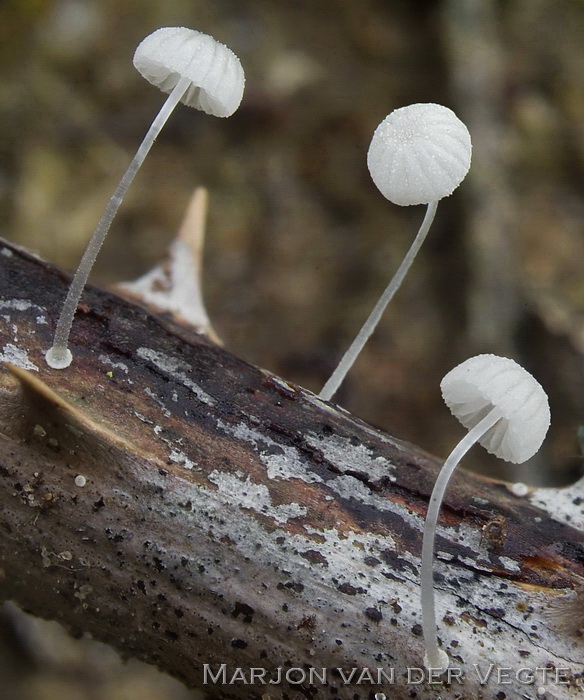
133,27,244,117
367,103,472,206
440,354,550,464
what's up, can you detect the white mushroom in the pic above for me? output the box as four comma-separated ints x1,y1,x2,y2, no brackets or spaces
319,103,471,401
46,27,244,369
421,354,550,671
367,103,472,207
133,27,244,118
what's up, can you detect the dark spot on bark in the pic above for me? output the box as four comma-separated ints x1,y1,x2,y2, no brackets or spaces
300,549,328,566
165,629,178,641
350,436,360,446
337,583,366,595
364,556,380,567
230,638,248,649
484,607,506,619
382,570,404,583
321,424,333,436
411,624,423,636
443,614,455,626
137,580,146,594
380,549,417,576
562,541,584,565
153,557,165,572
92,497,105,512
365,607,382,622
232,601,255,623
296,615,316,630
159,469,167,477
267,443,287,459
390,600,402,614
277,581,304,593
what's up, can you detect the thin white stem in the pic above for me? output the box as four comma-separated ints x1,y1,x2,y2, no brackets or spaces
46,75,192,369
421,406,503,670
318,200,439,401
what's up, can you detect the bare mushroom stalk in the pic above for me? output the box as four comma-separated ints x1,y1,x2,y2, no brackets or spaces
46,27,245,369
319,200,438,401
46,75,191,369
319,104,472,402
421,354,551,671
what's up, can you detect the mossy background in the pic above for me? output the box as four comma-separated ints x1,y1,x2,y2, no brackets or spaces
0,0,582,698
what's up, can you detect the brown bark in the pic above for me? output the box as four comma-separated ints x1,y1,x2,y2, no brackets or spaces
0,238,583,699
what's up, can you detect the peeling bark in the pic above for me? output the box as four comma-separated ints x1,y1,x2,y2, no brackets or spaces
0,238,583,699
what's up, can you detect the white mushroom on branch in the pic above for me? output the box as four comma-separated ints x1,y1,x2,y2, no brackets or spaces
421,354,550,671
46,27,244,369
319,103,472,401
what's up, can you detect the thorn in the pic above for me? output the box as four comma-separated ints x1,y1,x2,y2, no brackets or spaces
118,187,222,344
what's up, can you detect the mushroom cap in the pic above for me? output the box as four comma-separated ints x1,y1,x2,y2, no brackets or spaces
367,103,472,206
440,354,550,464
133,27,245,117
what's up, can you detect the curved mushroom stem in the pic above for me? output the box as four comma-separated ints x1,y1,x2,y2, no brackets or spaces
46,74,192,369
421,406,503,671
318,200,439,401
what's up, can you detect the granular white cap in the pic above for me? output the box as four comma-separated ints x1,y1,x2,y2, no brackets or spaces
133,27,245,117
440,354,550,464
367,103,472,206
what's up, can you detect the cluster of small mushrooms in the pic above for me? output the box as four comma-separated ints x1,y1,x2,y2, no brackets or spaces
43,27,551,673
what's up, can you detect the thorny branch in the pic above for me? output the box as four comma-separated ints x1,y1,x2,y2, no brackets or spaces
0,225,583,698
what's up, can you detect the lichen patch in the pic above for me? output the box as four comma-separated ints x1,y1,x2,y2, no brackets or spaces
208,469,308,524
1,343,39,371
137,347,215,406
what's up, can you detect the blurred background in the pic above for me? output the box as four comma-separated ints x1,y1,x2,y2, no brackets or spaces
0,0,582,697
